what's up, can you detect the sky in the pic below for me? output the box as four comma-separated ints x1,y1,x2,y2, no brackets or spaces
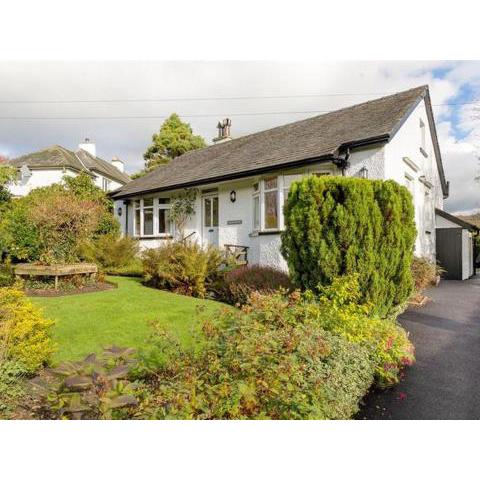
0,61,478,214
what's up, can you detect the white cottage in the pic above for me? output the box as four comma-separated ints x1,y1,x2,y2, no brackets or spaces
8,139,130,197
111,85,449,270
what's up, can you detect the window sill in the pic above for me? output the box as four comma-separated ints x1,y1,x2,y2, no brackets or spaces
250,230,283,237
419,147,428,158
133,235,174,240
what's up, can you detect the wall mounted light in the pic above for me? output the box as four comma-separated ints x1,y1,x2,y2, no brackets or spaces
117,207,123,217
230,190,237,203
359,167,369,179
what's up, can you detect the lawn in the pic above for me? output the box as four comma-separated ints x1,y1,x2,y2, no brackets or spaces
30,276,224,363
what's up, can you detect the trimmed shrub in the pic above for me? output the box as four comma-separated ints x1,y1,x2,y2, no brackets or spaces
80,234,140,272
281,176,416,316
219,265,293,306
135,293,375,420
142,241,224,298
0,285,55,372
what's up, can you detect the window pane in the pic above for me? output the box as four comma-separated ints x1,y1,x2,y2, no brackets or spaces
159,209,171,234
143,209,154,235
144,198,154,207
253,182,259,192
253,196,260,230
212,197,219,227
264,177,277,190
264,191,278,229
134,200,140,209
135,209,141,235
283,188,289,206
158,198,170,204
204,198,211,227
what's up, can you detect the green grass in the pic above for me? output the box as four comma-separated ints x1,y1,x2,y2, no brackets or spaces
30,276,224,363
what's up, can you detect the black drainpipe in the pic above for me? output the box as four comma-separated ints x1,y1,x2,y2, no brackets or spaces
333,148,351,176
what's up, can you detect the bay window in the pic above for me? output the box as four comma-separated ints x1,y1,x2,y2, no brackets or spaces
133,198,172,237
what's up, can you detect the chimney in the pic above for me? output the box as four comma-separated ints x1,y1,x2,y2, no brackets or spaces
111,155,125,173
78,138,96,157
213,118,232,144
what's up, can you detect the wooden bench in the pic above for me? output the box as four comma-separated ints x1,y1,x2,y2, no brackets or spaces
14,263,98,290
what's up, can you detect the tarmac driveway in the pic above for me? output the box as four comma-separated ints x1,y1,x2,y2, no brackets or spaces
359,276,480,420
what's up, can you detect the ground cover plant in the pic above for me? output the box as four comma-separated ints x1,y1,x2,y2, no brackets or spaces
134,291,375,420
281,176,416,317
30,346,140,420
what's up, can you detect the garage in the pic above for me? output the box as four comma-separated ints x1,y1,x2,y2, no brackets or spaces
435,209,478,280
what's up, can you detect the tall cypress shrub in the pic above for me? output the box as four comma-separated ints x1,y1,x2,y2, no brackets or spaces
281,176,416,317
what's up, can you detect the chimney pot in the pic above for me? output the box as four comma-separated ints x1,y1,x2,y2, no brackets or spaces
213,118,232,144
78,138,96,157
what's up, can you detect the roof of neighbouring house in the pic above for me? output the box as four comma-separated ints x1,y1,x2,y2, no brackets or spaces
435,209,479,232
111,84,447,199
10,145,131,185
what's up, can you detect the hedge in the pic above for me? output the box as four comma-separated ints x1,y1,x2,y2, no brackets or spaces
281,176,416,316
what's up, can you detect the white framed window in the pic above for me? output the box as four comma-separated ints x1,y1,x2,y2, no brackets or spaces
102,177,111,192
263,177,279,230
133,198,172,237
252,182,260,231
158,198,172,235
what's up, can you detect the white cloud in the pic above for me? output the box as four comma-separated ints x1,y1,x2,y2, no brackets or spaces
0,61,478,211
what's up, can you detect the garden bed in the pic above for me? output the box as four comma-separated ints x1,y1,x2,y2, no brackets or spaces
25,280,116,297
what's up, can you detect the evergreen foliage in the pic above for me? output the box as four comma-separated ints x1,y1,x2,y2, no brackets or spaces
143,113,206,172
281,176,416,316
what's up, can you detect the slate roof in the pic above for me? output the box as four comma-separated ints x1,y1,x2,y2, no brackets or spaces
112,85,447,199
10,145,130,185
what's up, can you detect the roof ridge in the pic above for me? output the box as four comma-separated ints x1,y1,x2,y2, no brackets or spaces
180,85,429,160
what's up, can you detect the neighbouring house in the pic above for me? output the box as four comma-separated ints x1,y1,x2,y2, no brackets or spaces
435,209,478,280
111,85,449,270
7,139,130,196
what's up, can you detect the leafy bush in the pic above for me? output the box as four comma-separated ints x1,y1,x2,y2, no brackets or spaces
304,275,415,386
30,346,139,420
0,285,55,372
281,176,416,317
80,234,140,272
0,360,28,418
135,293,375,420
219,265,293,306
0,173,119,264
411,256,442,295
142,241,224,298
0,261,14,287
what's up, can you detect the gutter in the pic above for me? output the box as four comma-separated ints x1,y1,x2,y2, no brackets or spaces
110,134,391,200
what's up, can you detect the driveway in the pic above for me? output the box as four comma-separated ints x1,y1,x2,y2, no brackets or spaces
359,276,480,420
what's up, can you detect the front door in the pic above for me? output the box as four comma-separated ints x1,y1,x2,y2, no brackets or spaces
202,195,219,247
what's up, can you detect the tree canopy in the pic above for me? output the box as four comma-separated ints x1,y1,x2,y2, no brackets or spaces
142,113,206,174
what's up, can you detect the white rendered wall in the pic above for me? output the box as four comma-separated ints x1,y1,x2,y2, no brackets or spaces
383,99,442,260
8,168,76,197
